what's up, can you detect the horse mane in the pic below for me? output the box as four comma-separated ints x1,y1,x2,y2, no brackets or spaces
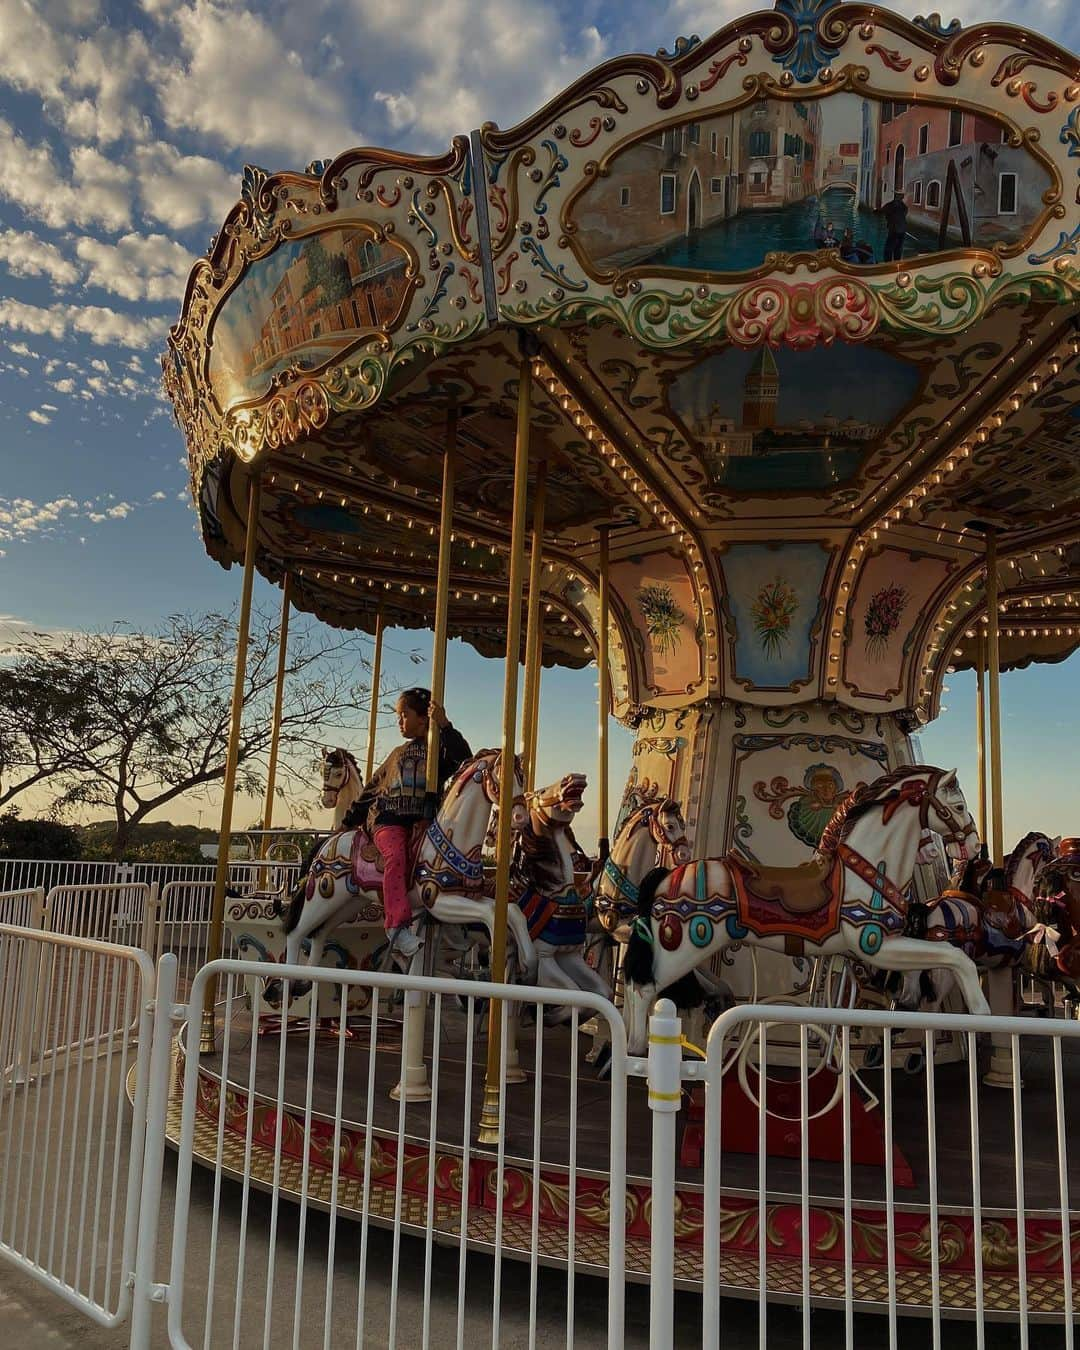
820,765,936,851
1005,831,1048,888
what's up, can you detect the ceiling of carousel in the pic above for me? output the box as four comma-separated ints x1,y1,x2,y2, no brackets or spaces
167,0,1080,716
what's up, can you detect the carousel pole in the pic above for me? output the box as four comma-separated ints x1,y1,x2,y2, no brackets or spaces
519,457,548,791
477,341,533,1145
981,527,1015,1084
365,603,385,783
984,530,1005,871
260,574,292,841
597,525,611,861
392,411,457,1103
201,473,261,1054
975,630,988,847
426,408,458,793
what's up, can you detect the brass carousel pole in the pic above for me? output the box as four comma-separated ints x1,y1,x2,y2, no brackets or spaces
260,574,292,840
519,457,548,791
975,629,988,848
981,527,1014,1083
985,531,1005,870
392,410,457,1103
597,525,611,861
426,408,458,793
478,345,533,1144
201,473,262,1053
364,602,385,783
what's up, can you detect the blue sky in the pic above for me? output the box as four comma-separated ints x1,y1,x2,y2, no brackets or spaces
0,0,1077,844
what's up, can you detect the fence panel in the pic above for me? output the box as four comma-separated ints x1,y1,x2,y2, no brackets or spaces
0,855,309,901
0,890,45,1083
0,923,155,1329
698,1003,1080,1350
164,958,628,1350
45,881,153,949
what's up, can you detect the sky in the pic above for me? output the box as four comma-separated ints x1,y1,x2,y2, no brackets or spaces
0,0,1077,847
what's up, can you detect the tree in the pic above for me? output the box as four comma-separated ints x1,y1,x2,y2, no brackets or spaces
0,609,374,859
0,810,81,860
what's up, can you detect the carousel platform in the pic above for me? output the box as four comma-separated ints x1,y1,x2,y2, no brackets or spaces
158,1005,1080,1319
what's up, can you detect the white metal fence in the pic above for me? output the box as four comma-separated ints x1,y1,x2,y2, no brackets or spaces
1,918,1078,1348
0,922,156,1328
0,855,304,900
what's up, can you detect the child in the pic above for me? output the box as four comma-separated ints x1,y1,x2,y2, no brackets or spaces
357,688,472,956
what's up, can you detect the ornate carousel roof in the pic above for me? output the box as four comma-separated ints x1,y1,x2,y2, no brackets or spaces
164,0,1080,723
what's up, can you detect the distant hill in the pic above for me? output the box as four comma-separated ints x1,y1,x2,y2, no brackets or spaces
78,820,219,863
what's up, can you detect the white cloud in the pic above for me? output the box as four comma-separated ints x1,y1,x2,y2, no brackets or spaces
0,118,131,232
151,490,166,500
76,231,193,302
0,227,79,287
132,141,236,231
152,2,358,162
40,402,56,411
0,298,170,349
352,2,607,145
7,340,34,357
51,377,75,393
27,409,51,424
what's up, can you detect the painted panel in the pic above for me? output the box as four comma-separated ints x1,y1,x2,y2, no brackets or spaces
666,343,922,493
727,732,890,865
209,227,416,411
610,551,703,697
569,93,1050,278
842,549,953,700
718,541,831,692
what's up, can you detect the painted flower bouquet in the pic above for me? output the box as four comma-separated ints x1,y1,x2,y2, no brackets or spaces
864,584,908,660
637,582,685,657
751,577,798,659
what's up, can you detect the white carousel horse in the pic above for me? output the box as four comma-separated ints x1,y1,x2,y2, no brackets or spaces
320,746,364,829
271,749,535,1002
594,799,693,940
510,772,610,1008
621,765,988,1055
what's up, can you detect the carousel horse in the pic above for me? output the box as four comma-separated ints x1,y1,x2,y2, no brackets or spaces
510,771,611,1008
269,749,535,1002
1030,837,1080,984
622,766,988,1055
320,746,364,829
594,799,693,939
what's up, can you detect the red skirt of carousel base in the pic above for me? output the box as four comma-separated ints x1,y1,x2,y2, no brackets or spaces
680,1069,914,1188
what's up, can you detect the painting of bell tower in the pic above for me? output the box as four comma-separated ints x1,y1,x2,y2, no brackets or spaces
742,348,780,429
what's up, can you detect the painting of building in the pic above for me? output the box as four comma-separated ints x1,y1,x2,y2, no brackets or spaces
210,228,413,407
569,92,1048,276
570,112,742,269
876,103,1050,245
669,343,921,492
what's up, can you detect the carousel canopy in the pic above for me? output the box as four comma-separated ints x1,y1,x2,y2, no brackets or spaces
164,0,1080,725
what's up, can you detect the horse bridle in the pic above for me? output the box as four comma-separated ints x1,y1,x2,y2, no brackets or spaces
321,751,357,805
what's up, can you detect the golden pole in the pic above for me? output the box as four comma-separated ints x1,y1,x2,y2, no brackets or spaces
597,525,611,860
260,573,292,840
426,409,458,794
365,603,385,783
478,349,532,1144
975,629,987,847
519,458,548,791
202,473,262,1052
985,531,1005,869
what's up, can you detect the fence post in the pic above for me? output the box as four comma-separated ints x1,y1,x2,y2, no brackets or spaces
129,954,179,1350
8,891,46,1086
648,998,682,1350
142,882,162,962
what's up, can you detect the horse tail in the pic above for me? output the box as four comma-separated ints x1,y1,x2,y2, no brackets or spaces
623,865,668,989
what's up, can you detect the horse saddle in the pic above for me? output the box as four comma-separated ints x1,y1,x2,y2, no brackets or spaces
349,823,428,895
728,853,838,915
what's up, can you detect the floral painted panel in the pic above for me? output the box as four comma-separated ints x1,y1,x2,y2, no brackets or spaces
843,549,952,700
611,552,702,697
718,541,831,692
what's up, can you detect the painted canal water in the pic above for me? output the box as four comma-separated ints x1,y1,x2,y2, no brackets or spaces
646,189,939,271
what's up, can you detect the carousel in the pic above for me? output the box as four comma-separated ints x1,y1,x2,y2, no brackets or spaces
160,0,1080,1317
